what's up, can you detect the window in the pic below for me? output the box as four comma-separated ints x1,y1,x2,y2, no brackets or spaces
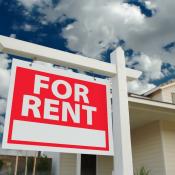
0,155,52,175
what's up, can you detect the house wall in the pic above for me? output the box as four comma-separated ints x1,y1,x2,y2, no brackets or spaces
60,153,76,175
97,155,113,175
59,154,114,175
58,121,175,175
131,121,166,175
161,86,175,103
149,85,175,103
160,121,175,175
150,90,162,102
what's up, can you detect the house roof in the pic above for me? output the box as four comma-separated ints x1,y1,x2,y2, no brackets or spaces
143,79,175,96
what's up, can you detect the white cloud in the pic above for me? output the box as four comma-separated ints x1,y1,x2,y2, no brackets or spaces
16,0,145,59
59,0,145,58
16,0,175,64
0,54,10,69
128,80,156,95
144,1,157,9
13,23,38,32
22,24,37,32
126,53,163,94
0,54,11,99
0,99,6,115
127,54,163,80
0,116,4,124
124,0,175,65
17,0,47,9
0,68,10,98
15,0,175,94
0,124,4,133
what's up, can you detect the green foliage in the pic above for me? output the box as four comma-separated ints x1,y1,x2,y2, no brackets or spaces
0,160,3,170
27,157,34,173
36,157,52,172
27,156,52,174
135,167,151,175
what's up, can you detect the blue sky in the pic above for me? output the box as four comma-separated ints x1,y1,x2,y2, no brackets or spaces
1,0,175,135
1,0,175,93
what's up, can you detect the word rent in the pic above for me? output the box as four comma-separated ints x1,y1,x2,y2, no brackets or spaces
21,75,97,125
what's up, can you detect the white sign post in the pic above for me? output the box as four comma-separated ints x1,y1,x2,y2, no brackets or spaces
0,35,141,175
111,48,134,175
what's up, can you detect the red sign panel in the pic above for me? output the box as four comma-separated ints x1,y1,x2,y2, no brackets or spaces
2,59,113,155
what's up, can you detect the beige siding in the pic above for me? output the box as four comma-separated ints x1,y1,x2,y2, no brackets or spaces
97,155,113,175
161,85,175,103
160,121,175,175
149,85,175,103
60,153,76,175
131,121,166,175
150,91,162,101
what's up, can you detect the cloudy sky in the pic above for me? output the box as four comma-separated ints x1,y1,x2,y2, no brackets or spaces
1,0,175,135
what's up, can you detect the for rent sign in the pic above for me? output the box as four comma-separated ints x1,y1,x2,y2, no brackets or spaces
2,59,113,155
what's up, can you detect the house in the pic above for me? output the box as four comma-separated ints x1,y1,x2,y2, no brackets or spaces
144,80,175,103
131,79,175,175
0,81,175,175
56,80,175,175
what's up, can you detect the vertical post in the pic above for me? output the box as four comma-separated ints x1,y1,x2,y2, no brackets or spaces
24,156,28,175
76,154,81,175
110,47,133,175
50,153,61,175
14,156,19,175
32,156,37,175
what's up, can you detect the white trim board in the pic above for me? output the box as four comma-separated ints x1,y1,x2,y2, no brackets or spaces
129,96,175,110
